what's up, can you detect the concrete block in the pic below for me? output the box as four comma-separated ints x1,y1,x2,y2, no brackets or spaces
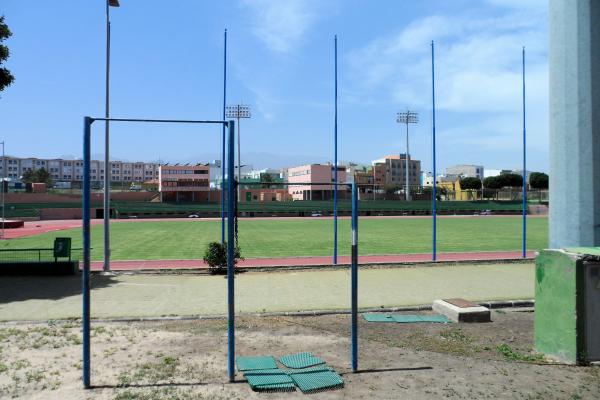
432,299,490,323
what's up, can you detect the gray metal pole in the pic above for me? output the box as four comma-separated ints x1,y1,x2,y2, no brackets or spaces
405,116,410,201
103,0,111,272
1,141,4,240
549,0,600,248
237,111,241,199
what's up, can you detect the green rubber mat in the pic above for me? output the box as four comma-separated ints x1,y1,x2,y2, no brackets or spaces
391,314,450,323
288,366,344,393
236,356,278,372
279,352,325,369
363,313,395,322
244,369,295,392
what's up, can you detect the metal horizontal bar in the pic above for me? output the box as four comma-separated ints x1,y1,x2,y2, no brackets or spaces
238,181,353,187
89,117,228,125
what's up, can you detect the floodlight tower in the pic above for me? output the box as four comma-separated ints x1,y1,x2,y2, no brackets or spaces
103,0,120,272
225,104,251,197
396,110,419,201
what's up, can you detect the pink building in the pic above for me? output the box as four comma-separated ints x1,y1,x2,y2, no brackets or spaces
159,164,211,202
287,164,347,201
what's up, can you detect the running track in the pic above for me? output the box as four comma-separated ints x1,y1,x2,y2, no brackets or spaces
89,251,536,271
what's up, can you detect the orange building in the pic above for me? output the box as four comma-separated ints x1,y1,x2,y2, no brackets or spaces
159,164,212,202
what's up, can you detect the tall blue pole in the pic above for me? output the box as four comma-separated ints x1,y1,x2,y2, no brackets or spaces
226,120,236,383
522,47,527,259
82,117,92,389
221,29,227,244
333,35,338,265
431,41,437,262
350,182,358,372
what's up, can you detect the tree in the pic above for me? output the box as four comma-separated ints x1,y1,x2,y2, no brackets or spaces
459,177,482,190
261,172,274,188
35,168,52,185
21,169,35,183
0,16,14,93
483,174,523,189
500,173,523,188
21,168,52,185
529,172,549,189
384,184,401,194
483,176,502,189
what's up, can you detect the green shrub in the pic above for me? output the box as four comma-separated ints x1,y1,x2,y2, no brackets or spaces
203,242,242,275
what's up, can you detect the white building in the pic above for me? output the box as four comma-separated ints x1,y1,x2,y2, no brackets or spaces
445,164,484,180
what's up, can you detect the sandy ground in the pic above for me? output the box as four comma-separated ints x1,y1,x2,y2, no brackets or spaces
0,310,598,399
0,263,534,321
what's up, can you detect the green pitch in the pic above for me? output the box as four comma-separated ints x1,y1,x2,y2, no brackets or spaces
0,216,547,261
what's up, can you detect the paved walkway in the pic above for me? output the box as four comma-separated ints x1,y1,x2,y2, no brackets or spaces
0,263,534,321
90,250,536,271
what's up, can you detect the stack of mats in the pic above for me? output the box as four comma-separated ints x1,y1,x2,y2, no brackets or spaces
363,313,451,323
237,352,344,393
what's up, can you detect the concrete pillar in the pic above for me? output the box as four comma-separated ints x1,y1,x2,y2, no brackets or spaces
549,0,600,248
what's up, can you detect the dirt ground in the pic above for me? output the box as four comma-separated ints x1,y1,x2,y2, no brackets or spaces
0,309,598,399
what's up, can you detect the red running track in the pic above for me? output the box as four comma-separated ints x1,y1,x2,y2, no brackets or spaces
89,251,536,271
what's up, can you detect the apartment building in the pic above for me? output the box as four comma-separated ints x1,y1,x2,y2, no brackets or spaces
159,164,211,202
0,156,160,184
286,163,347,201
372,154,421,188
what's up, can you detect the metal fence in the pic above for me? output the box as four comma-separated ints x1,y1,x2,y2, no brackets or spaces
0,248,82,263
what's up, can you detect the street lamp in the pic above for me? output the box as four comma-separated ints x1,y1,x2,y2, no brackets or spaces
225,104,251,197
103,0,120,272
396,110,418,201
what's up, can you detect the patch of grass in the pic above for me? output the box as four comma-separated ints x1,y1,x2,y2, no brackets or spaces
497,344,545,363
118,356,181,386
0,216,548,260
114,387,234,400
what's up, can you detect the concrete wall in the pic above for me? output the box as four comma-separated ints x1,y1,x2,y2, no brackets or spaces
549,0,600,247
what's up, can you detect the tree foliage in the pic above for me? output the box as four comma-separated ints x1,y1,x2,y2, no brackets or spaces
459,177,482,190
0,16,14,93
21,168,52,185
529,172,549,189
483,173,523,189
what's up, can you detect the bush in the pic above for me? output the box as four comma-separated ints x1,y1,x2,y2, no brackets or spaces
203,241,242,275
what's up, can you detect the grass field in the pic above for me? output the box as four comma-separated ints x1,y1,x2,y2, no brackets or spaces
0,216,547,261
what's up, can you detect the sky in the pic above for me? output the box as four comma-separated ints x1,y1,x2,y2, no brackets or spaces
0,0,549,173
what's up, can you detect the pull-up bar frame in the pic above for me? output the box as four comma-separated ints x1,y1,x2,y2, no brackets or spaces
81,116,234,389
82,116,358,388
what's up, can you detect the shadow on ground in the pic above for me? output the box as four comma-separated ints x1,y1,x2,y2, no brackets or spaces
0,273,118,304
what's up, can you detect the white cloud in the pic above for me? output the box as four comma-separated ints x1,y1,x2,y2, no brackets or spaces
344,3,549,170
240,0,321,53
345,6,548,114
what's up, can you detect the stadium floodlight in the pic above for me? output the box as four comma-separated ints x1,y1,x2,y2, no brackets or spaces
102,0,122,272
225,104,252,197
396,110,419,201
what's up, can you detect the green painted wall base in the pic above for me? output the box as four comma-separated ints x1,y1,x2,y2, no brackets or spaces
535,248,598,364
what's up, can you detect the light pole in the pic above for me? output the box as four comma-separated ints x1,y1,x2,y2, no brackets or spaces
396,110,418,201
103,0,120,273
225,104,251,198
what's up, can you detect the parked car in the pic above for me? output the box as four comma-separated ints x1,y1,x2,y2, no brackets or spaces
311,212,323,217
188,214,200,218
